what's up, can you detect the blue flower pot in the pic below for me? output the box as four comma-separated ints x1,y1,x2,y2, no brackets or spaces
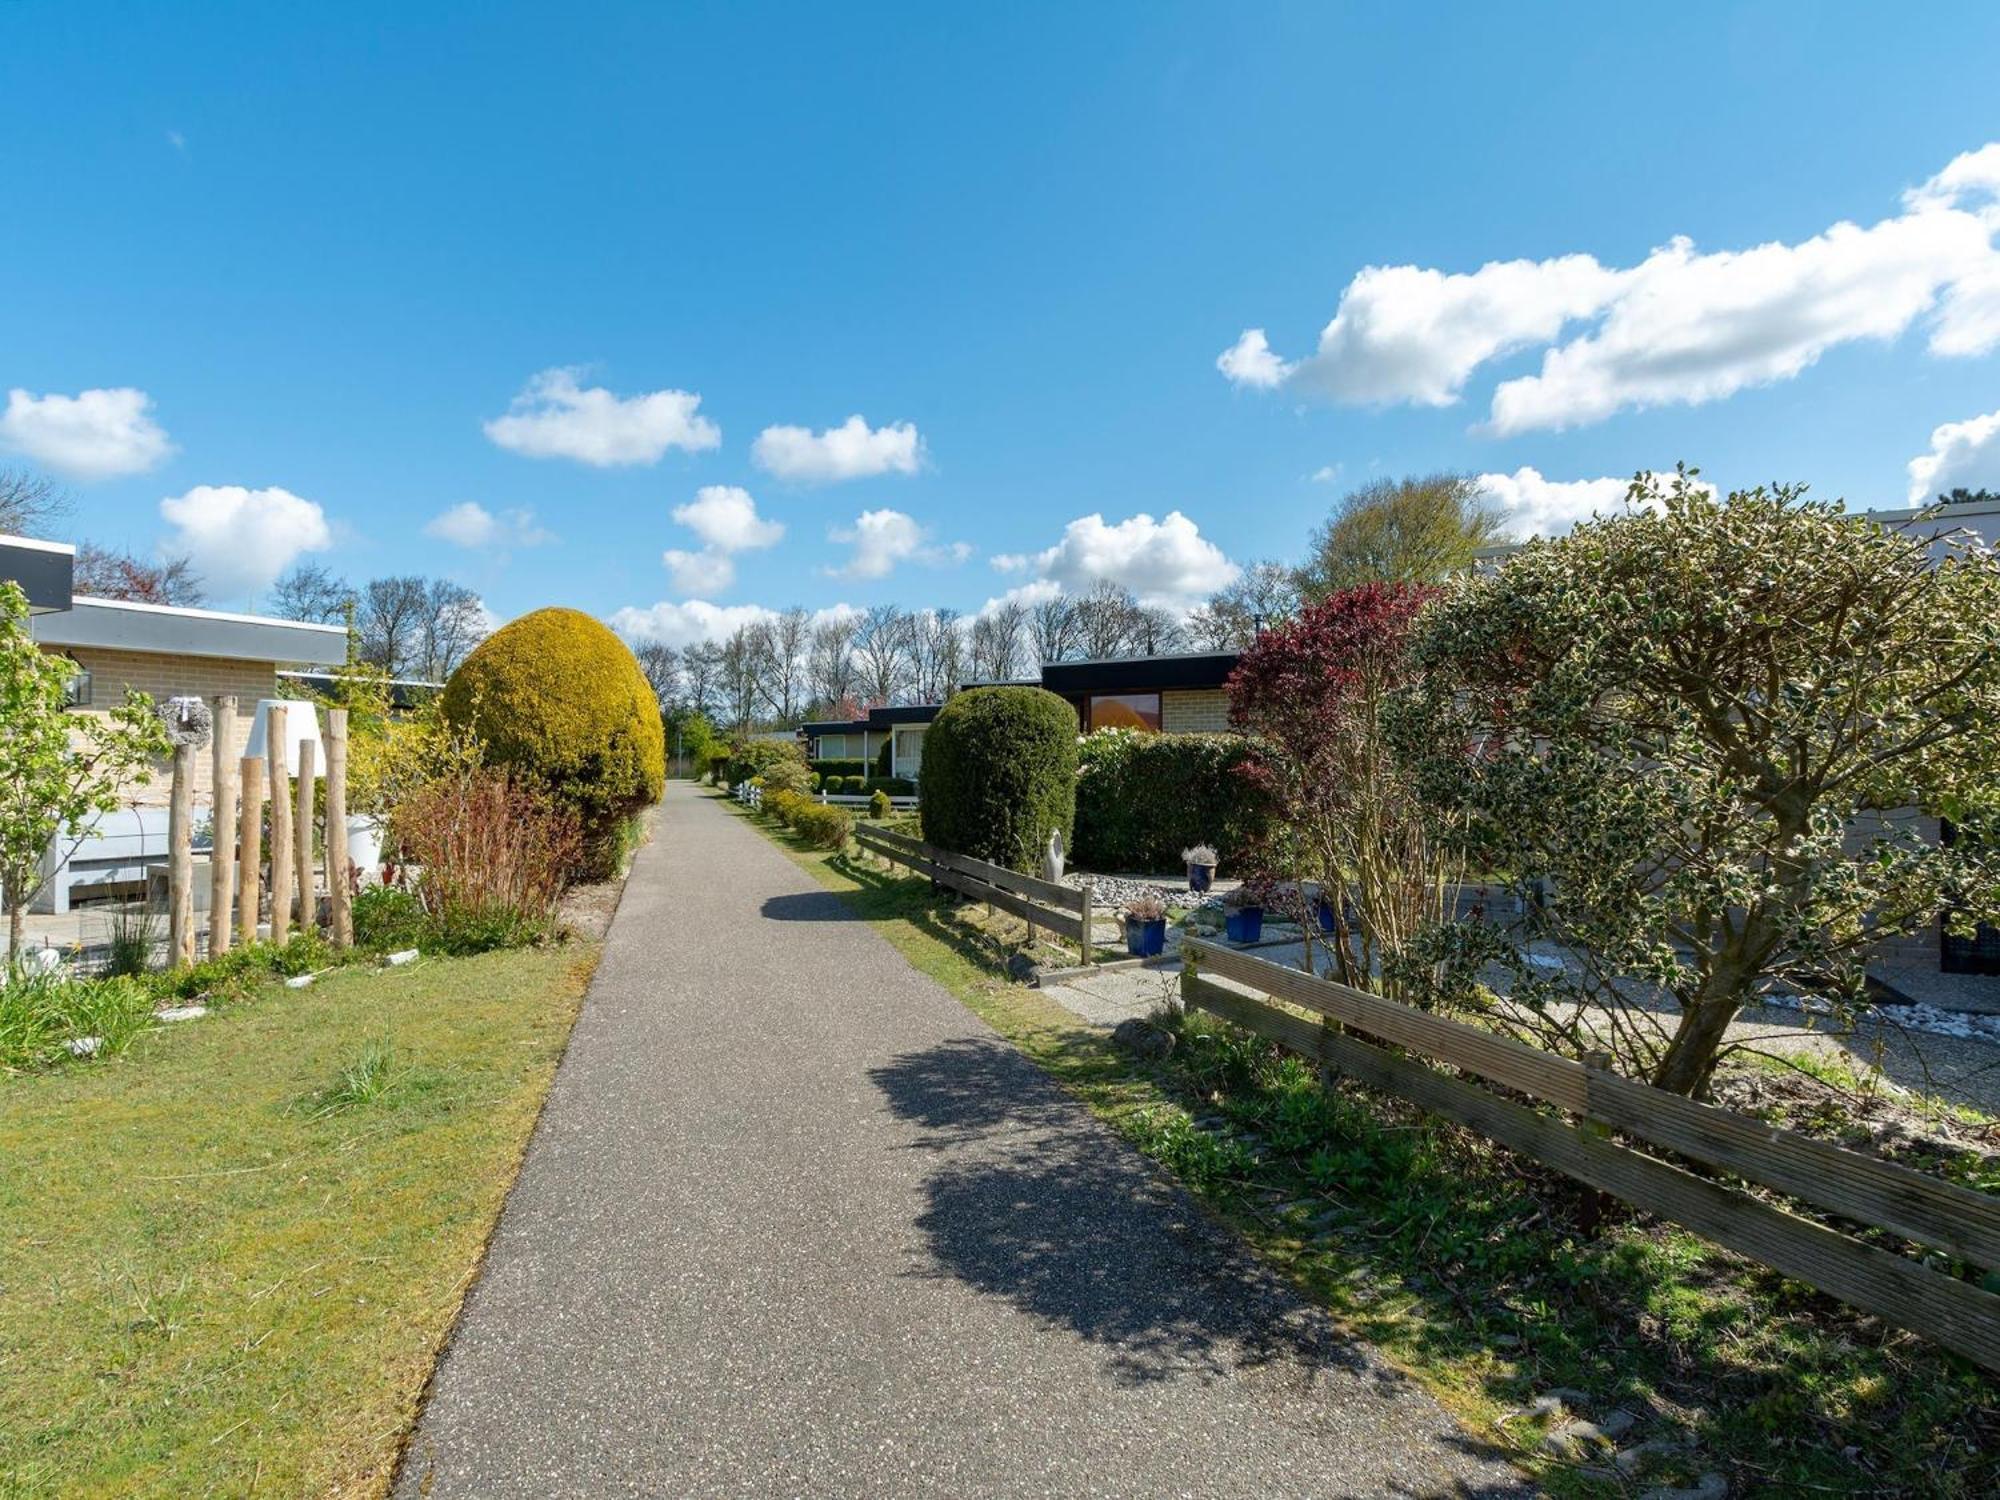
1224,907,1264,944
1316,897,1336,933
1125,917,1167,958
1187,863,1214,894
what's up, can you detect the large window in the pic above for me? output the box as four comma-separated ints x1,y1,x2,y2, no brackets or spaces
1086,692,1161,732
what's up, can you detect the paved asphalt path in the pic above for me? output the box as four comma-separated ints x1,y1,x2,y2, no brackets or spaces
395,783,1530,1498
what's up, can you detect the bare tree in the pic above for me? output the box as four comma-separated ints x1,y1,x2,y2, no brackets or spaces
75,543,205,605
853,604,911,705
633,641,680,706
268,561,353,624
968,602,1026,682
417,579,488,679
0,468,69,538
359,577,430,676
1072,580,1140,659
1029,593,1079,666
909,608,963,702
1188,559,1303,648
750,607,811,722
1128,604,1187,656
808,614,860,710
719,625,761,730
681,640,723,718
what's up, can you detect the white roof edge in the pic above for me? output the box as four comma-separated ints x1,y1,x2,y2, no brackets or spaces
0,532,78,556
1862,500,2000,524
32,594,349,667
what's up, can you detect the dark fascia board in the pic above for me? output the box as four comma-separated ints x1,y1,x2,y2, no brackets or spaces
1,535,75,614
1038,651,1241,695
867,704,941,726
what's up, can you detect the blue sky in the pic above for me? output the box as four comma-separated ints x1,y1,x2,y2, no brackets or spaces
6,2,2000,642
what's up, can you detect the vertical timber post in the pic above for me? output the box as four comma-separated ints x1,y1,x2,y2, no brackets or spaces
1079,876,1095,968
1180,938,1199,1016
209,696,237,957
326,709,351,947
238,756,263,947
267,707,291,945
167,741,195,967
294,737,316,933
1578,1049,1616,1234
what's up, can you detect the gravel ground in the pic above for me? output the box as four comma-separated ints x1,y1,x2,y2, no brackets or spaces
394,783,1529,1499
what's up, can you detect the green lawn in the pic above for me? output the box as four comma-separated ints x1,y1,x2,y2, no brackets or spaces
724,792,2000,1498
0,943,595,1498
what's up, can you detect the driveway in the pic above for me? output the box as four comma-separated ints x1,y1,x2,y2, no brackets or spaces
394,782,1528,1497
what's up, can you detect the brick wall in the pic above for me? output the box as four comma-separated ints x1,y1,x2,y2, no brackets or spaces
56,646,279,808
1161,687,1230,734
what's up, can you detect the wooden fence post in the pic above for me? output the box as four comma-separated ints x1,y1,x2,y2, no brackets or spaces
209,696,237,957
1180,939,1198,1015
294,737,316,933
267,707,291,945
1079,877,1095,968
238,756,263,947
167,741,195,967
1578,1049,1616,1234
326,709,351,947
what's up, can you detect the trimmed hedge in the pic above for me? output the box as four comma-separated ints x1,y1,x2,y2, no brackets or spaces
725,738,807,786
1073,729,1272,875
919,687,1076,872
810,758,866,781
441,608,664,857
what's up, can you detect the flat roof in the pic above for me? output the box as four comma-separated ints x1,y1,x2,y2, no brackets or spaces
33,594,349,667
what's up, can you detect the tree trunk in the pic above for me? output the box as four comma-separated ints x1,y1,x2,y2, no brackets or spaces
7,895,22,966
1652,996,1739,1097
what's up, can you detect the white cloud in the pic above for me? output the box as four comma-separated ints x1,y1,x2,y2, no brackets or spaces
483,368,720,466
672,485,784,551
827,508,968,579
610,599,859,650
1,386,174,479
1907,407,2000,502
751,414,924,483
1223,142,2000,431
975,578,1063,619
157,484,332,600
661,548,736,595
1470,467,1659,538
422,501,553,549
1004,511,1239,612
1215,329,1292,389
1310,465,1341,484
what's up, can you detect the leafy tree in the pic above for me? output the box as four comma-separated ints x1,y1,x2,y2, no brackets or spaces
1937,487,2000,507
1228,582,1454,992
0,582,171,958
1298,474,1507,598
1389,468,2000,1097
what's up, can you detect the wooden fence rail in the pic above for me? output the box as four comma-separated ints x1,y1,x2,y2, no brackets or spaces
1179,938,2000,1372
853,824,1096,966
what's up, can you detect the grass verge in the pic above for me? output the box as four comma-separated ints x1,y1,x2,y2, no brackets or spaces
0,943,596,1497
722,792,1999,1498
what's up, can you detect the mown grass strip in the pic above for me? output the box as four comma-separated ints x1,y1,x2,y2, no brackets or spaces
0,943,596,1498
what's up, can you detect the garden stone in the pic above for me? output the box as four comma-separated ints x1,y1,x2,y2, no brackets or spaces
64,1036,103,1057
156,1005,207,1022
1110,1017,1175,1059
1615,1439,1685,1474
1543,1418,1622,1458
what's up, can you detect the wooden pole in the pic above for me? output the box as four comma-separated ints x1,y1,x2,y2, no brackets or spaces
326,709,352,947
294,736,316,934
167,741,195,968
1079,877,1095,968
209,696,237,957
267,707,291,945
238,756,263,948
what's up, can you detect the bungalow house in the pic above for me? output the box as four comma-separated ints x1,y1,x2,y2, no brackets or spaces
4,533,348,909
800,649,1247,780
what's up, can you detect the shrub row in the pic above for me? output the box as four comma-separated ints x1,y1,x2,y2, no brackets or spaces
809,758,866,781
762,788,854,850
813,774,915,796
920,687,1076,872
1072,729,1273,875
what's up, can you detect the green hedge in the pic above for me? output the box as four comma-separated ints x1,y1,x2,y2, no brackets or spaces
724,739,807,786
810,758,866,781
919,687,1076,872
1073,728,1272,875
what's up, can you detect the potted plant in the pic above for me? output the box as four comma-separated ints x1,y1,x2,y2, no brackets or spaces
1182,843,1218,893
1223,884,1264,944
1123,895,1168,958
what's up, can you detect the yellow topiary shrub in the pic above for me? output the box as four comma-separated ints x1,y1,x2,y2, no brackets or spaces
441,609,664,863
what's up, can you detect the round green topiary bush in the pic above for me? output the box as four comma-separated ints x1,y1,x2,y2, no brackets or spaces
441,608,665,859
919,687,1077,872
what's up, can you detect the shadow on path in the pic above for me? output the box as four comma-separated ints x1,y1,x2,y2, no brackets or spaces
870,1034,1376,1389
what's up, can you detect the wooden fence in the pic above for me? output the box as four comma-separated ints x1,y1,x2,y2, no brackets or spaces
1178,938,2000,1372
852,824,1097,967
